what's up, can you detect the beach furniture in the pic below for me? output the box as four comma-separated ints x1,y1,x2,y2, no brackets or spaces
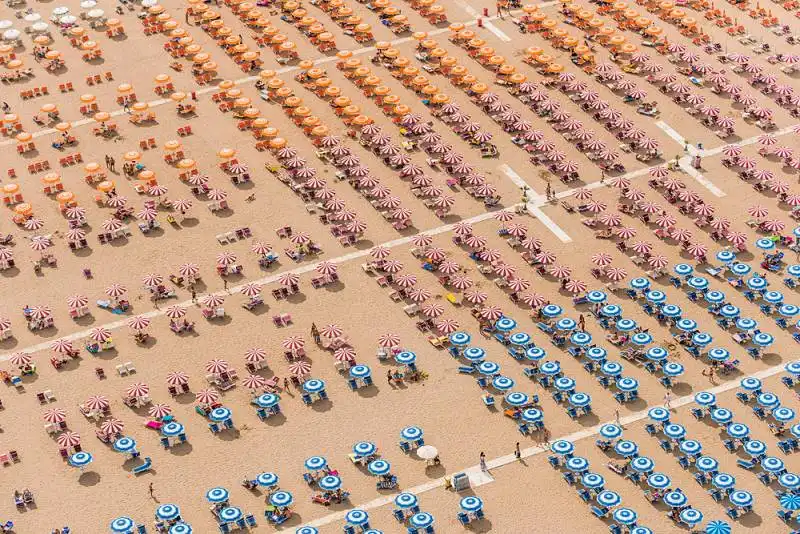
132,457,152,474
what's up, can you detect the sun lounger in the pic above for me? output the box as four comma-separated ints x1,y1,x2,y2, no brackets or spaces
132,456,152,474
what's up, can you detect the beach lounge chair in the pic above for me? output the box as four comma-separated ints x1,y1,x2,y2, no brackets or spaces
132,457,152,474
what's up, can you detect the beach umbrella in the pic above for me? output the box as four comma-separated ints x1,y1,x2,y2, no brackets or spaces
780,493,800,511
269,490,293,508
465,235,487,249
100,418,124,436
57,431,81,448
278,273,300,287
405,287,430,303
156,504,181,523
436,319,460,334
395,274,417,288
105,283,127,298
541,304,562,318
85,395,109,412
44,407,66,423
582,472,605,490
370,246,391,259
664,490,688,508
69,451,93,469
126,382,149,398
602,362,623,377
679,509,702,526
318,475,342,491
240,283,263,298
464,290,488,305
288,361,312,376
290,232,310,245
597,490,621,508
110,517,135,533
90,326,112,343
166,371,189,386
680,440,702,457
9,352,32,366
195,388,220,405
179,263,199,278
548,265,571,279
613,508,637,526
779,473,800,492
334,347,356,362
165,306,186,320
535,251,556,264
241,374,266,390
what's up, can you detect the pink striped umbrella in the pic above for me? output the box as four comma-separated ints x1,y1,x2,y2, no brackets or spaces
240,283,262,298
434,195,455,208
762,219,786,232
655,214,676,228
607,176,631,189
565,279,587,293
242,374,266,390
522,236,542,250
346,220,367,234
382,259,404,273
599,213,621,226
282,336,305,351
662,176,684,190
479,248,502,262
535,251,557,264
90,327,112,343
521,293,546,308
670,228,693,241
149,403,173,418
606,267,628,281
30,306,52,321
148,184,168,197
614,227,637,240
324,198,345,211
480,306,503,321
57,431,81,448
395,274,417,288
43,408,66,423
290,232,310,245
450,275,474,289
288,361,312,376
631,241,653,254
105,284,127,298
494,264,517,279
408,287,431,302
100,418,125,435
126,382,149,398
23,217,44,231
378,333,400,348
315,261,337,276
166,371,189,386
102,218,125,232
507,223,528,237
648,255,669,269
747,205,769,218
548,265,572,279
66,229,86,241
624,189,646,201
244,347,266,363
591,253,613,267
171,198,193,212
411,234,433,248
207,188,228,201
784,195,800,207
726,231,747,246
710,218,730,231
573,188,593,200
453,221,473,236
202,294,225,308
205,359,229,374
649,166,670,178
321,324,343,338
768,180,790,194
465,235,487,249
435,318,459,334
65,206,87,219
29,236,51,252
752,169,774,181
686,243,708,257
141,273,163,288
165,306,186,319
195,388,220,405
390,208,412,220
50,339,74,354
585,200,607,213
370,246,391,259
722,145,741,158
216,252,238,266
508,278,530,292
187,174,208,186
251,241,272,255
677,189,700,203
9,352,31,366
493,210,514,223
694,204,715,217
464,290,488,304
422,302,444,318
179,263,199,278
0,317,10,331
137,208,157,222
737,157,757,170
758,134,777,146
638,202,661,214
278,272,300,287
67,294,88,309
438,261,461,275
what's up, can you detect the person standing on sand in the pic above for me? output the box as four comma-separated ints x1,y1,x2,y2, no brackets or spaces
148,483,155,499
191,289,197,303
223,279,228,291
514,442,521,460
311,323,321,344
479,451,487,471
664,392,673,409
578,314,586,332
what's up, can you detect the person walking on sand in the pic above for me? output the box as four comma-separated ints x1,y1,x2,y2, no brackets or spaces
223,279,228,291
615,409,621,426
514,442,521,460
108,155,116,173
148,483,155,499
311,322,321,344
664,392,673,409
545,181,552,201
578,314,586,332
479,451,487,471
191,289,197,303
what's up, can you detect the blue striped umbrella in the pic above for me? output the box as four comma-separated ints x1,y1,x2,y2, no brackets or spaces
556,318,577,331
504,392,529,407
616,377,638,392
614,440,638,457
570,332,592,346
646,347,668,362
555,377,576,392
761,456,784,473
209,407,232,423
712,473,736,490
600,304,622,317
779,473,800,491
661,304,682,318
743,440,766,457
631,456,654,473
463,347,486,362
647,473,670,489
674,263,693,276
646,290,666,304
302,379,326,394
664,490,688,507
708,348,730,362
780,493,800,511
218,507,242,524
460,496,483,512
110,516,135,533
757,392,780,408
410,513,434,529
449,332,471,346
582,472,605,489
255,393,280,409
363,529,382,534
206,487,229,504
168,523,192,534
305,456,327,471
647,407,670,422
521,408,543,423
785,360,800,376
747,276,768,290
773,407,796,423
662,362,684,377
780,304,800,317
631,332,653,346
256,472,279,487
599,424,622,440
730,263,751,276
793,424,800,438
676,319,697,332
680,508,703,526
162,422,184,438
597,490,621,508
613,508,638,526
587,290,607,303
525,347,546,361
550,439,574,455
350,365,371,379
353,441,377,457
69,451,93,468
753,332,774,347
296,528,318,534
401,426,423,441
789,265,800,277
156,504,181,522
664,424,686,440
509,332,531,346
711,408,733,424
318,475,342,491
113,437,137,454
602,361,623,377
540,361,561,376
630,278,650,290
755,238,775,250
705,520,731,534
269,491,293,508
704,291,725,304
395,351,417,366
495,317,517,332
764,291,784,304
478,361,500,375
631,527,652,534
541,304,563,318
570,393,591,408
695,392,716,406
491,375,515,391
615,318,637,332
736,317,757,331
726,423,750,440
696,456,719,473
586,347,607,361
567,456,589,473
719,304,740,318
740,377,762,391
729,490,753,508
394,493,418,509
679,440,702,456
716,250,736,263
687,277,709,290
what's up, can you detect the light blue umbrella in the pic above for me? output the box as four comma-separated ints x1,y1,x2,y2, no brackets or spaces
570,332,592,346
676,319,697,332
569,393,591,408
525,347,546,361
110,517,135,533
599,424,622,440
705,520,731,534
218,507,242,524
674,263,693,276
567,456,589,472
730,263,751,276
785,360,800,376
162,422,184,438
113,437,137,454
704,291,725,304
680,508,703,526
550,439,574,455
600,304,622,317
712,473,736,490
305,456,327,471
789,265,800,277
614,440,638,457
395,351,417,366
631,456,654,473
747,276,768,291
647,473,670,489
296,528,318,534
169,523,192,534
664,423,686,440
630,277,650,290
719,304,740,318
781,493,800,511
793,424,800,439
449,332,471,346
752,332,774,347
615,318,637,332
757,392,780,409
773,407,795,423
209,407,232,423
688,277,709,291
696,456,719,473
780,304,799,317
613,508,638,526
492,376,515,391
463,347,486,362
711,408,733,424
350,365,371,379
363,530,382,534
556,318,577,331
205,487,229,504
716,250,736,263
661,305,682,319
394,493,418,509
302,379,325,394
679,440,702,456
631,332,653,346
582,472,605,489
521,408,543,424
708,348,730,362
256,472,279,487
555,377,576,392
726,423,750,440
729,490,753,508
662,362,684,377
587,290,607,303
647,407,670,422
597,490,621,508
762,456,784,474
255,393,280,409
645,290,666,304
410,513,434,529
495,317,517,332
779,473,800,491
541,304,563,318
743,440,766,457
318,475,342,491
478,361,500,375
504,392,529,407
646,347,668,362
586,347,607,361
616,377,638,392
460,496,483,512
156,504,181,522
664,491,688,508
602,361,623,377
740,377,762,391
69,451,93,468
763,291,784,304
736,317,757,330
755,238,775,250
695,392,716,407
401,426,423,441
540,361,561,376
353,441,377,457
692,332,713,346
509,332,531,346
269,491,293,508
